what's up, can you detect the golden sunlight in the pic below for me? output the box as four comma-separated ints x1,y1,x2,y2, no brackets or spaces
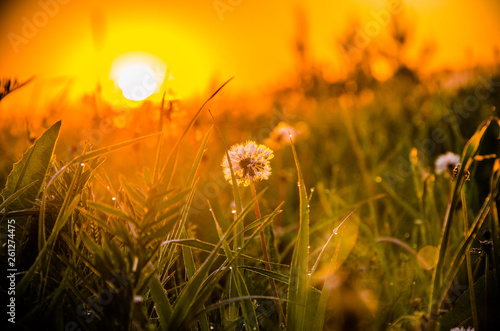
110,52,166,101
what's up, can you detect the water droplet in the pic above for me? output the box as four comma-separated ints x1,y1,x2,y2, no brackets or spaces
307,273,312,276
310,188,315,192
307,245,311,249
80,163,85,167
307,204,310,208
106,186,110,190
297,183,301,187
334,232,338,235
289,134,293,138
231,209,236,214
112,197,116,201
209,208,212,211
229,266,232,270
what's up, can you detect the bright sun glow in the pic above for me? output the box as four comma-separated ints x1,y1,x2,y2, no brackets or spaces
110,52,167,101
117,64,156,101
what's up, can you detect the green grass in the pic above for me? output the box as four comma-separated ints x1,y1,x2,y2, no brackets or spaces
1,67,500,331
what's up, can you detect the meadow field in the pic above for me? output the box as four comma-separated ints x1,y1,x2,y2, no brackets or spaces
2,59,500,330
1,3,500,330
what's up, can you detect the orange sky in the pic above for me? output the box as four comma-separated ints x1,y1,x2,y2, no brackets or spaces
0,0,499,110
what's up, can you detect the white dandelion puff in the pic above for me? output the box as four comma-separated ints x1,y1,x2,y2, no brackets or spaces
450,327,474,331
435,152,460,176
221,141,274,187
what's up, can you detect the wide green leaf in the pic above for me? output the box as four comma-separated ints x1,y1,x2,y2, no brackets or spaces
1,120,61,225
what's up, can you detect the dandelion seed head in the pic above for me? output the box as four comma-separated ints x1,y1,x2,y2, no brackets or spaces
435,152,460,176
221,141,274,187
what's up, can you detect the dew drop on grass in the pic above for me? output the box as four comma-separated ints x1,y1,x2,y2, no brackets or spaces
112,197,116,201
297,183,301,187
80,163,85,167
231,209,236,214
334,232,338,235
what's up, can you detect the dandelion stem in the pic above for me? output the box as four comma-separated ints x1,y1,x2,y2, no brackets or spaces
249,180,286,326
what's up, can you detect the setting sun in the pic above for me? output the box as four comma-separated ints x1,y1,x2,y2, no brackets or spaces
116,64,156,101
110,52,166,101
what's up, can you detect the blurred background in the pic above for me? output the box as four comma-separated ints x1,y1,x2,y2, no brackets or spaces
1,0,499,104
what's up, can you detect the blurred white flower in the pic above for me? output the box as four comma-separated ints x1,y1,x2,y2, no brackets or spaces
221,141,274,187
450,327,474,331
435,152,460,176
264,122,296,150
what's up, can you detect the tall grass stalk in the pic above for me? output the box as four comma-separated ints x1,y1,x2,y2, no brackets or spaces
249,180,286,326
